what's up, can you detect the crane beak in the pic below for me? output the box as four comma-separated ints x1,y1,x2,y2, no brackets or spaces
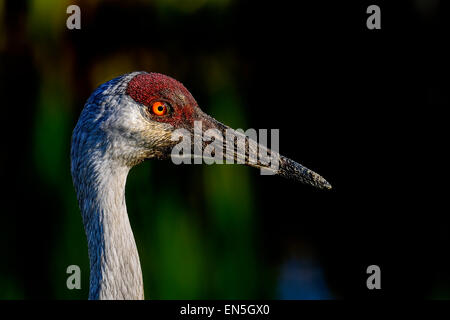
180,112,332,190
225,128,332,190
269,154,332,190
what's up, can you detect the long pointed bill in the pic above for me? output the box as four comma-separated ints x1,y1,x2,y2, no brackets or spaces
171,112,332,190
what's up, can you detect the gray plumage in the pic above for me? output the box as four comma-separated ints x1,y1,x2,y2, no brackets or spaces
71,71,331,300
71,73,147,299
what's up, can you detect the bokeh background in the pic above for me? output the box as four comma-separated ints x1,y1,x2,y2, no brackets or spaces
0,0,449,299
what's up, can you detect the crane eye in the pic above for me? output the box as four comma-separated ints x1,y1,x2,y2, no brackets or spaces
151,101,168,116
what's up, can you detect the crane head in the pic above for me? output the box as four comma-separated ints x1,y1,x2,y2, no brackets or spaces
73,71,331,190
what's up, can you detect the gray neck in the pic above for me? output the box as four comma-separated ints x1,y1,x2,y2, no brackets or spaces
74,155,144,300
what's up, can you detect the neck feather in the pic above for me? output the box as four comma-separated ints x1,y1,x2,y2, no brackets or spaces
74,155,144,300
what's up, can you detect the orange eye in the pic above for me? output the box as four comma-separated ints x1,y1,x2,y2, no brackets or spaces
151,101,168,116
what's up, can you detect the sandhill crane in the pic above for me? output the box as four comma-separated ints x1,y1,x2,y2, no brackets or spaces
71,72,331,300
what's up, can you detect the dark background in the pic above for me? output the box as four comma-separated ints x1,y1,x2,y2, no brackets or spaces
0,0,448,299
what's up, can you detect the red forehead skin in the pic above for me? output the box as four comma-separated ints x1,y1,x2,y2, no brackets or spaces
126,73,197,127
